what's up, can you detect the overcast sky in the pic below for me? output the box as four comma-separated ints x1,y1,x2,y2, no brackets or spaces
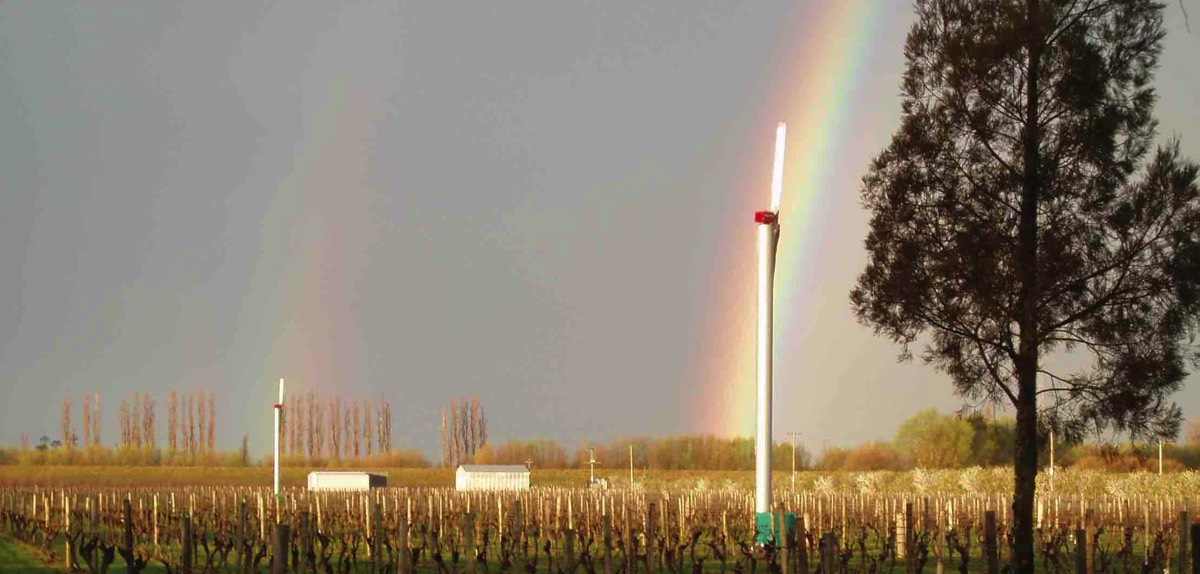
2,2,1198,459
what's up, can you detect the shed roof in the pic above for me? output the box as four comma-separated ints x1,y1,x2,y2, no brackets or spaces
457,464,529,473
307,471,387,477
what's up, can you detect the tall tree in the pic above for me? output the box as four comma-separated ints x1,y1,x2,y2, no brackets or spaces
352,402,361,458
441,408,449,467
82,393,91,448
851,1,1200,571
330,396,342,460
131,393,142,448
207,392,215,452
310,392,320,459
187,393,196,456
293,393,304,459
119,397,130,447
440,397,488,467
197,391,206,453
379,398,392,453
91,392,100,447
142,394,156,450
363,400,372,458
60,396,73,449
168,390,178,454
314,395,324,459
344,403,353,459
894,409,975,468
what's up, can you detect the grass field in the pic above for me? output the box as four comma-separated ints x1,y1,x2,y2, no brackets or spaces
0,537,58,573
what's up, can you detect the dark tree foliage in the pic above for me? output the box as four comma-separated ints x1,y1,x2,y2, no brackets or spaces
850,1,1200,572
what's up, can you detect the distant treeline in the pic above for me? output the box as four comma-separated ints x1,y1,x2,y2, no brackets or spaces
8,395,1200,471
462,412,1200,472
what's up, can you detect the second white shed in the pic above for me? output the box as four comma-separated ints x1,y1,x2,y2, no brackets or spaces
307,471,388,491
455,464,530,491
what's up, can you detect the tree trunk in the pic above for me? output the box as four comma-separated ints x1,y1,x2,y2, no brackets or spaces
1013,1,1042,573
1013,379,1038,574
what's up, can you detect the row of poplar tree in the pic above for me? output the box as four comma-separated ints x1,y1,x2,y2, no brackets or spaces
278,391,394,460
48,391,217,455
38,390,395,461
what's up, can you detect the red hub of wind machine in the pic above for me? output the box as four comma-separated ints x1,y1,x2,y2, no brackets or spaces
754,210,778,225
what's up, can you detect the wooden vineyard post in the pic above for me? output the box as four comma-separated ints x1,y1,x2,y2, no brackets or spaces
398,510,411,574
796,513,809,574
984,511,997,574
1074,526,1087,574
239,500,248,573
90,500,99,546
778,508,790,574
151,495,159,555
1178,511,1189,574
905,502,915,574
513,500,524,554
64,495,73,572
602,514,613,574
1145,504,1151,563
463,512,476,574
272,521,290,574
1084,508,1095,574
300,511,312,574
123,499,135,574
1191,522,1199,574
564,527,578,574
819,531,837,574
182,514,194,574
626,502,635,574
646,502,657,574
372,504,383,574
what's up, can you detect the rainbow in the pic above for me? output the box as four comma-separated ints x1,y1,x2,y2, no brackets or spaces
238,76,385,444
691,1,891,436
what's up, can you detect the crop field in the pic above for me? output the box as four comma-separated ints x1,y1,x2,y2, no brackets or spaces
2,468,1198,574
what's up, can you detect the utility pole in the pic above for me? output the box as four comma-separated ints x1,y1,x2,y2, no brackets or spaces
787,431,801,490
628,445,634,488
1049,427,1055,495
588,447,597,485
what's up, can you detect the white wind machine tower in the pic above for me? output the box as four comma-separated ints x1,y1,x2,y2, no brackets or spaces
273,378,284,498
753,122,786,544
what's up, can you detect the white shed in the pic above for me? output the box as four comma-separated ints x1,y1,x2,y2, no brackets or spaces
455,464,530,491
307,471,388,491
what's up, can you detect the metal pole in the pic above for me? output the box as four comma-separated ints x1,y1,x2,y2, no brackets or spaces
274,378,284,499
1049,427,1055,495
754,123,785,515
754,213,777,514
754,122,786,545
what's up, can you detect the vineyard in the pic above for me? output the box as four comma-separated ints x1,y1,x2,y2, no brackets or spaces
2,470,1199,574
